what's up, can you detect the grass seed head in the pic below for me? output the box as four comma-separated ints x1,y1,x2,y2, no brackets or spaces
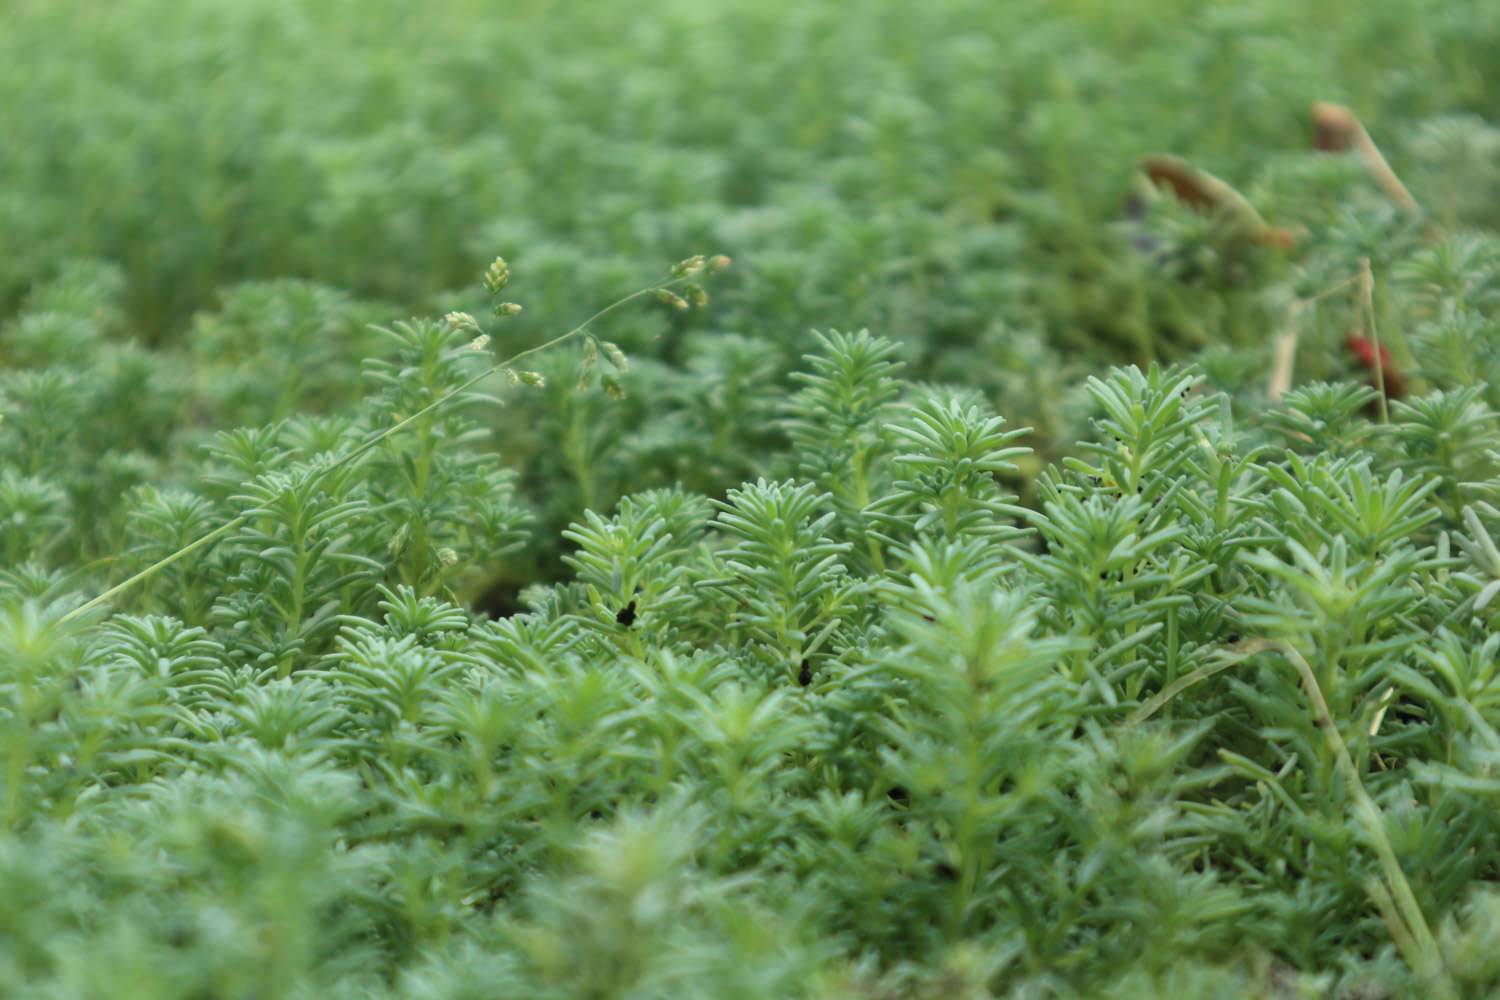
483,257,511,295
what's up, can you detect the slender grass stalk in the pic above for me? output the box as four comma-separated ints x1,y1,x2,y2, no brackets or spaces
1277,640,1451,996
58,274,698,625
1360,257,1390,425
1128,635,1452,994
1128,648,1244,725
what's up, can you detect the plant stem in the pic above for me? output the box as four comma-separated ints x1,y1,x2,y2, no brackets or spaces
1129,635,1453,995
1278,640,1450,996
1360,258,1390,425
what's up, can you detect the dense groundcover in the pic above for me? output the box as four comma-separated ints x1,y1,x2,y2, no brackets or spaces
8,0,1500,995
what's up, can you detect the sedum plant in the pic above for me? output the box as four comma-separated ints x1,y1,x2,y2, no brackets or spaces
7,1,1500,995
7,264,1500,994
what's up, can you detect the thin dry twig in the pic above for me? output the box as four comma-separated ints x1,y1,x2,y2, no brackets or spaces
1265,273,1362,403
1313,101,1421,214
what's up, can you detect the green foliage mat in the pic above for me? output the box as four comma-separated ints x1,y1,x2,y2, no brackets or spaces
7,0,1500,996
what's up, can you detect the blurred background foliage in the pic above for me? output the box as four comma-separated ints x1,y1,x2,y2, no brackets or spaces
2,0,1495,333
